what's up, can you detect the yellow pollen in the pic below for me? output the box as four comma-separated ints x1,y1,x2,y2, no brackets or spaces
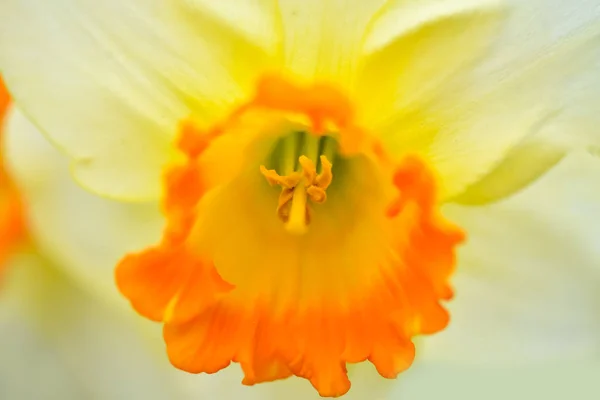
260,154,333,234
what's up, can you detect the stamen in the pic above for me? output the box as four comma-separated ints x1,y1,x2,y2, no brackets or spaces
315,155,333,192
260,143,333,233
285,182,309,235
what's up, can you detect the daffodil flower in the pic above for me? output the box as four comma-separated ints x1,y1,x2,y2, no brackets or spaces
5,102,600,400
1,0,600,397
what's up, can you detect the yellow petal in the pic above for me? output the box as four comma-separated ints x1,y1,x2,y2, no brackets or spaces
357,0,505,130
3,107,164,303
495,0,600,157
356,2,506,198
361,0,503,54
357,0,600,200
450,137,565,205
278,0,502,86
0,252,188,399
0,0,282,200
423,151,600,363
278,0,387,83
433,14,600,199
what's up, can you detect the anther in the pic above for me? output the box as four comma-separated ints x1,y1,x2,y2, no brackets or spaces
260,154,333,234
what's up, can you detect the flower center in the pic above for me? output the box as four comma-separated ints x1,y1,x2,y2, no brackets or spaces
260,132,335,234
116,73,464,398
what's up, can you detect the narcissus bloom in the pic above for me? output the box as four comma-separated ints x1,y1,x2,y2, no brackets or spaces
1,0,600,397
4,94,600,400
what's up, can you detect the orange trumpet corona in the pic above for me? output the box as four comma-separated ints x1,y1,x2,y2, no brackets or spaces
116,74,464,397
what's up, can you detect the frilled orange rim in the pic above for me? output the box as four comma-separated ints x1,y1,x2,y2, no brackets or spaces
116,74,465,397
0,76,28,275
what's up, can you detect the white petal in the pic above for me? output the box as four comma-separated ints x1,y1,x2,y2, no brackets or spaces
0,0,282,200
423,151,600,363
4,107,163,305
0,252,188,399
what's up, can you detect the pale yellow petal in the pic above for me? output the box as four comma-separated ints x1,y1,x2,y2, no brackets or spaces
362,0,503,53
357,0,600,200
434,6,600,198
0,252,188,400
356,3,507,198
0,0,282,200
423,152,600,363
451,137,565,205
356,0,504,130
278,0,387,83
357,0,503,116
4,107,163,304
